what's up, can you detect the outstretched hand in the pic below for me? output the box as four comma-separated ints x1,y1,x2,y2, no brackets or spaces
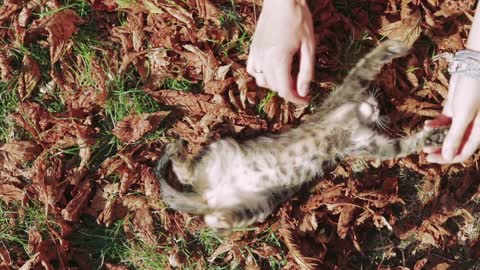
247,0,315,104
424,74,480,164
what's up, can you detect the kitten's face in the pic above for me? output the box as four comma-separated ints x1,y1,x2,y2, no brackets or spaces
358,96,380,123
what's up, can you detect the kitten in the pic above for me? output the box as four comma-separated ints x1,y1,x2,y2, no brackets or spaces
154,40,448,230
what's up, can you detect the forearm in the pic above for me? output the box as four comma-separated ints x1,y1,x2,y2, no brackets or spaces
467,3,480,51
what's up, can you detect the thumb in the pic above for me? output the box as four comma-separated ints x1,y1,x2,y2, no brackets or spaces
442,109,476,160
296,40,315,97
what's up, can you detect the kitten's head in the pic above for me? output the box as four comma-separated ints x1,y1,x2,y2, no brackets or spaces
358,95,380,123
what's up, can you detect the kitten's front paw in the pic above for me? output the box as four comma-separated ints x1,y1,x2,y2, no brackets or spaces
424,127,449,147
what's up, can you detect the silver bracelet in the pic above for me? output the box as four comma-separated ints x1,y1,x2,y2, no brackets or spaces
447,49,480,80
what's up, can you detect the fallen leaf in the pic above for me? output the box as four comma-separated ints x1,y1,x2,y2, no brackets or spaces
0,0,21,23
112,111,170,143
44,9,85,64
0,184,25,203
18,54,41,100
89,0,117,12
0,52,13,81
61,180,92,221
337,205,357,239
0,141,42,172
378,10,422,47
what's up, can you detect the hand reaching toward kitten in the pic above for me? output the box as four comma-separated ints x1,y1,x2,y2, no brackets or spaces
247,0,315,104
425,75,480,163
424,4,480,164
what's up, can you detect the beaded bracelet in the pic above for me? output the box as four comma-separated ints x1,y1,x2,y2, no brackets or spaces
447,49,480,79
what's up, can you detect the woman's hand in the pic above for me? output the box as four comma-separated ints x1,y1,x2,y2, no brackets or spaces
247,0,315,104
425,74,480,163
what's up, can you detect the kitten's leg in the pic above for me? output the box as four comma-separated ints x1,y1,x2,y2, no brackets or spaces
357,127,449,160
204,189,294,229
166,140,196,185
323,40,409,108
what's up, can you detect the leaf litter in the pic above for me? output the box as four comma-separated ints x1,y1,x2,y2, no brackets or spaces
0,0,480,269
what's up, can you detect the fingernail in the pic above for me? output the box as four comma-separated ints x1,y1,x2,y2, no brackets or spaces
299,83,309,97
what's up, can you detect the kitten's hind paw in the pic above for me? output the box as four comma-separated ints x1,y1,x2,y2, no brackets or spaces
204,212,233,230
424,127,449,147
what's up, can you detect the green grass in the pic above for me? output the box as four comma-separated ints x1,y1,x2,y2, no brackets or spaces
71,218,130,269
256,90,277,119
35,0,92,17
254,229,288,269
0,202,50,256
163,77,194,91
218,3,252,56
0,80,19,143
123,241,169,269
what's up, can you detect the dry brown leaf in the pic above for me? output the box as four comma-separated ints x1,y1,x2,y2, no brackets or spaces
18,0,44,27
61,180,92,221
191,0,222,25
298,212,318,234
44,9,85,64
337,205,357,239
159,3,194,28
146,89,234,116
112,111,170,143
122,195,157,244
0,52,13,82
97,198,128,226
143,166,160,198
204,78,234,94
89,0,118,12
0,141,42,172
0,244,11,266
18,54,41,100
0,184,25,203
378,10,422,47
0,0,21,23
434,0,476,17
280,209,318,270
28,230,42,254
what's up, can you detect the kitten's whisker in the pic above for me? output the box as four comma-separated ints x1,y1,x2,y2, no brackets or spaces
375,116,395,134
369,87,381,100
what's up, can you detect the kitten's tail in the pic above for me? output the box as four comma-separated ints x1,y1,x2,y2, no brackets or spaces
154,151,209,215
334,39,409,102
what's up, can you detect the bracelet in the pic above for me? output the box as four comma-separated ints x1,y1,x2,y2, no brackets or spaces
447,49,480,80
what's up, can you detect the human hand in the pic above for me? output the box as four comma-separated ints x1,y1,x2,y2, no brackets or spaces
424,74,480,164
246,0,315,104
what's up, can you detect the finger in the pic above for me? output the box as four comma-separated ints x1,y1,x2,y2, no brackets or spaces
426,153,452,164
296,39,315,97
424,114,452,129
442,109,476,161
272,52,309,104
423,146,441,154
254,74,268,88
246,54,256,76
456,113,480,161
442,74,459,116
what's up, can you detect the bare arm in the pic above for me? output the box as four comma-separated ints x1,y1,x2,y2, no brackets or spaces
426,4,480,164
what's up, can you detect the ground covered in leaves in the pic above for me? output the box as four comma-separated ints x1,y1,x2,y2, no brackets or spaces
0,0,480,269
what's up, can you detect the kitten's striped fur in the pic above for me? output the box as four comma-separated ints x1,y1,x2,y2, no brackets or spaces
155,40,448,229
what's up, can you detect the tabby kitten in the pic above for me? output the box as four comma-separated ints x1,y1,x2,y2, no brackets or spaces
155,40,448,230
